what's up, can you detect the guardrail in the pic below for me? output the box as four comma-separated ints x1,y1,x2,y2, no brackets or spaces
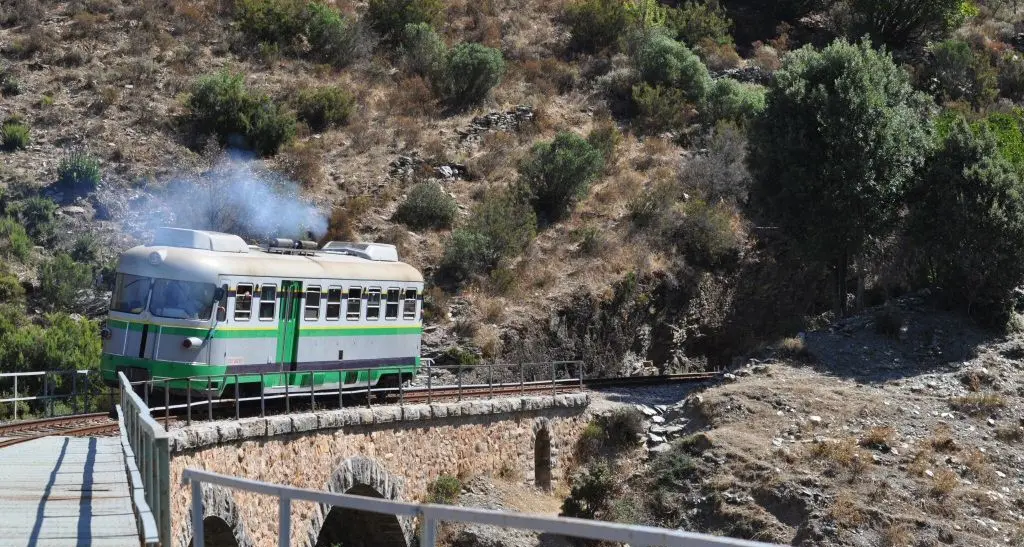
119,371,172,547
182,468,778,547
116,404,160,546
126,360,587,427
0,369,113,421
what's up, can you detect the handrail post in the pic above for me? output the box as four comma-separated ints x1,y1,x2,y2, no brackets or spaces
488,364,493,399
186,378,192,426
309,372,315,410
398,371,404,406
519,363,524,396
144,379,150,407
13,375,17,421
338,370,343,409
207,376,213,421
278,497,291,547
422,511,438,547
285,373,290,414
578,361,584,392
551,362,556,396
235,374,240,420
156,435,171,547
260,373,266,418
72,372,78,415
365,369,371,409
192,478,205,547
427,365,432,405
85,372,91,414
164,379,170,428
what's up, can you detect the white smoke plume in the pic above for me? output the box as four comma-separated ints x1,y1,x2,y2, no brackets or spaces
133,151,327,243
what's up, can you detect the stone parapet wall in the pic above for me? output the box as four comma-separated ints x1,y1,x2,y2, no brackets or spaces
170,393,591,547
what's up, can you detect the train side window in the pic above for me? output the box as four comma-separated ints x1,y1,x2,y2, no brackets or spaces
402,288,417,320
366,288,381,320
305,286,321,320
384,288,400,320
326,287,342,320
346,287,362,320
259,285,277,320
234,284,253,321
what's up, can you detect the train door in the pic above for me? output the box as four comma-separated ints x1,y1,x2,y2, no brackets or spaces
275,280,302,372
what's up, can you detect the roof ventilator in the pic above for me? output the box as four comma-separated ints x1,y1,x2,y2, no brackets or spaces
266,238,319,256
320,241,399,262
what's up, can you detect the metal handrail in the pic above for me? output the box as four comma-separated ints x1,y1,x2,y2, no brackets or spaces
0,369,112,421
123,361,586,426
119,371,171,547
116,404,160,546
182,468,778,547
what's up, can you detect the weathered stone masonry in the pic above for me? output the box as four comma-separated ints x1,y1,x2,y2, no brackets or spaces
168,393,591,547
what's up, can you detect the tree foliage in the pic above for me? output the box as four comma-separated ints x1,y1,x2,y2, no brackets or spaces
748,39,933,313
909,117,1024,326
563,0,631,53
188,71,296,156
433,42,505,107
38,253,93,313
441,190,536,282
294,86,354,132
367,0,443,41
664,0,733,47
922,39,997,108
393,181,458,230
702,78,765,126
846,0,966,50
630,30,710,101
519,132,605,222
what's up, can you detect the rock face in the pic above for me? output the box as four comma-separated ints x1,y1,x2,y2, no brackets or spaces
168,394,592,547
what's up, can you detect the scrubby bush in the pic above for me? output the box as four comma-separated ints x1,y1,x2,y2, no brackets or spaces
561,463,616,519
70,234,100,264
235,0,369,66
393,182,458,230
9,196,57,242
702,78,765,126
0,68,20,96
433,42,505,107
575,422,605,462
997,53,1024,102
38,253,93,313
563,0,630,53
845,0,965,50
603,407,644,449
426,474,461,503
441,190,536,281
587,120,623,167
402,22,446,76
664,0,733,47
650,442,698,487
367,0,443,40
234,0,307,50
518,131,604,222
305,2,364,66
56,149,101,192
680,121,751,204
188,71,295,156
0,269,24,303
631,83,693,135
673,199,742,268
630,30,710,100
908,116,1024,327
294,86,353,132
922,40,997,108
0,313,101,373
0,217,31,261
1,120,29,151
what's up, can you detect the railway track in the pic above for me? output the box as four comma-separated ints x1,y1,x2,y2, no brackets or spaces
0,412,119,449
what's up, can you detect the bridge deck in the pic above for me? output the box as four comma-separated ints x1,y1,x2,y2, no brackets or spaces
0,436,140,546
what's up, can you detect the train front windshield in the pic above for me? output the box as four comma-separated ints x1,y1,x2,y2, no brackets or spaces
110,274,216,320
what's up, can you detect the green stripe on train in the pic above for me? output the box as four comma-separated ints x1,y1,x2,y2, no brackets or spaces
106,321,421,339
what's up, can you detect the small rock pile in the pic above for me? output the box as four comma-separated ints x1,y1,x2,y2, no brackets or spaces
458,105,535,143
388,151,467,182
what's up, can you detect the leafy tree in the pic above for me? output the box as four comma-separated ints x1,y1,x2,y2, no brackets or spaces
434,43,505,107
441,190,536,281
630,30,710,101
304,2,368,67
702,78,765,126
846,0,967,50
563,0,631,53
748,39,933,314
519,132,604,222
921,39,997,108
234,0,308,50
401,22,446,76
38,253,93,313
0,313,101,373
367,0,443,41
664,0,733,47
908,117,1024,326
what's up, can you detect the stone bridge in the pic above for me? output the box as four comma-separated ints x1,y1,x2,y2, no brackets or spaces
165,393,591,547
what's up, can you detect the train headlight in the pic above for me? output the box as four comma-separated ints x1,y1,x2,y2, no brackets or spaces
182,337,203,349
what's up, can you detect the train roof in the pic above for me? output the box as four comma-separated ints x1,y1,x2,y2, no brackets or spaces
116,228,424,284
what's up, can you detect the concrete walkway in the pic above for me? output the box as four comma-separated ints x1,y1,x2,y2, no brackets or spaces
0,436,139,546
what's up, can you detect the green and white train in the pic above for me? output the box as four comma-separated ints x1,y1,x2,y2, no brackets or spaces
100,227,424,394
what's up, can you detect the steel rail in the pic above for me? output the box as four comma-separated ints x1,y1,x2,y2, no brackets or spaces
0,420,119,449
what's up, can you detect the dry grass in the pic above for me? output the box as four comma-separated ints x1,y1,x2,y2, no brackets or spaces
995,425,1024,443
880,522,915,547
961,448,991,481
929,468,958,498
473,325,502,359
775,337,808,360
949,392,1005,416
808,438,857,466
859,426,895,449
928,424,957,452
280,142,325,189
467,131,519,181
828,490,865,527
909,449,934,477
479,297,506,324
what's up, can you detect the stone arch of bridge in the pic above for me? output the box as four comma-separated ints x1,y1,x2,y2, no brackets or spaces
533,418,553,490
184,484,254,547
306,456,413,547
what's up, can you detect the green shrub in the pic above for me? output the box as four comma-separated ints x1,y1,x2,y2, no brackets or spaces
367,0,443,40
57,149,101,192
0,313,101,373
441,190,536,281
673,199,741,268
305,2,366,67
188,71,295,156
70,234,100,264
575,422,605,462
627,179,676,229
426,474,461,503
0,217,31,261
434,42,505,107
393,181,458,230
0,269,24,303
997,53,1024,103
9,196,57,242
846,0,964,50
1,120,29,151
922,40,997,109
38,253,93,313
631,83,693,135
603,407,644,450
702,78,765,126
586,120,623,166
630,30,710,100
0,69,20,96
664,0,733,47
650,442,697,488
401,22,446,76
561,463,616,519
295,86,354,132
518,131,604,222
234,0,307,50
563,0,630,54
